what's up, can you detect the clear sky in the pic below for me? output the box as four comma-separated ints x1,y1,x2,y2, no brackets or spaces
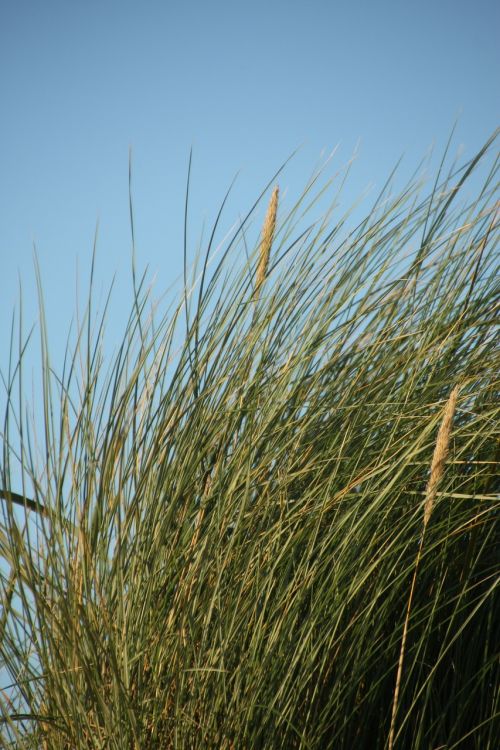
1,0,498,715
1,0,499,387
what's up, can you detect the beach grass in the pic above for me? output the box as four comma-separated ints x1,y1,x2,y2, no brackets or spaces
0,131,498,749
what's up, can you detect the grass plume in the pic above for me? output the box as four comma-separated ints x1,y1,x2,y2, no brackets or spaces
423,384,460,528
255,184,279,300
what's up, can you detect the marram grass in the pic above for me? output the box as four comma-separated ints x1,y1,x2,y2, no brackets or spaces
0,133,499,749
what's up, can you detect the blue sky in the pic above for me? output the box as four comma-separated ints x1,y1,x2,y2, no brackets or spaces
0,0,499,389
0,0,498,714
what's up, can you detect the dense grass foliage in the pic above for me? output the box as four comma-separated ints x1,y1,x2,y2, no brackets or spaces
1,134,498,749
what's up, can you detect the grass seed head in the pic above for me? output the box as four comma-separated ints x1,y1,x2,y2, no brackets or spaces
255,185,279,300
424,385,459,528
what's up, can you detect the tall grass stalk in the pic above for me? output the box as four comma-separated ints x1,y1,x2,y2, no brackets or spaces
0,133,498,749
388,384,459,750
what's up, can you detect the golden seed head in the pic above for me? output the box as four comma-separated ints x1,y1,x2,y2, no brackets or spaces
424,385,459,528
255,185,279,299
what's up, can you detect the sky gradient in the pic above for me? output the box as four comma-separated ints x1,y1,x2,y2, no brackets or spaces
1,0,499,384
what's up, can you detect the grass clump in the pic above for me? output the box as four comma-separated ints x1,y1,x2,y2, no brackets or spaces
0,132,499,749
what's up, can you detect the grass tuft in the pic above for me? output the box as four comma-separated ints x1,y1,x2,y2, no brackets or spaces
0,133,498,749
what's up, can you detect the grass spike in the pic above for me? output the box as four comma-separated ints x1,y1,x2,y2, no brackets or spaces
255,185,279,300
